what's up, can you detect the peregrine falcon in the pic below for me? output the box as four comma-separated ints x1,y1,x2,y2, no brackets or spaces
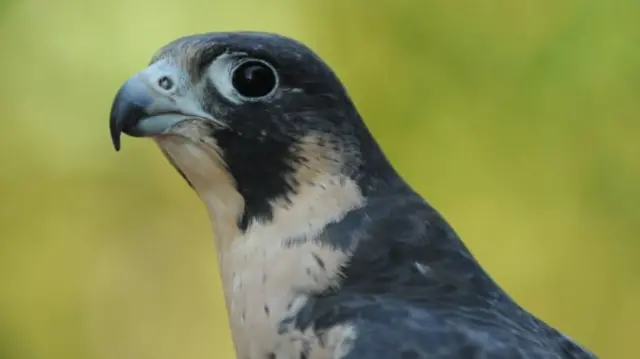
109,32,597,359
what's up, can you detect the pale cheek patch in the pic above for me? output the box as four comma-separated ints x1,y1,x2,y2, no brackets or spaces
154,124,245,249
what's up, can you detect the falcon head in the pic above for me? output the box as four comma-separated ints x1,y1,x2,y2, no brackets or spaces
110,32,404,244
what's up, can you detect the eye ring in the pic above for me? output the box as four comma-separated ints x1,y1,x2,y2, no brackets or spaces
230,59,278,100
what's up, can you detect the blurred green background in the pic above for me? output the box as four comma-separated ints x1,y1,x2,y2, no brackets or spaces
0,0,638,358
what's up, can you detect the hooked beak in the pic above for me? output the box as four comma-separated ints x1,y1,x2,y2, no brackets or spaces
109,60,214,151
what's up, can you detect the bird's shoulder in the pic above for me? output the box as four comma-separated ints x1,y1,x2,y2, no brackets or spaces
290,193,597,358
318,191,502,304
292,293,596,359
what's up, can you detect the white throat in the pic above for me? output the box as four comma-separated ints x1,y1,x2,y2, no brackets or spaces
155,133,365,358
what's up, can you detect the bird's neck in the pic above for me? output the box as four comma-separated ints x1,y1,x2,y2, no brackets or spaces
155,133,368,356
210,174,366,357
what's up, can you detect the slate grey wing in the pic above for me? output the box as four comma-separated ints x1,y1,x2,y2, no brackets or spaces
290,194,598,359
296,295,598,359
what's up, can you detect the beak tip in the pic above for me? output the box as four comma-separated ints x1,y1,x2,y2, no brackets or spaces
111,134,122,152
109,77,149,153
110,120,123,152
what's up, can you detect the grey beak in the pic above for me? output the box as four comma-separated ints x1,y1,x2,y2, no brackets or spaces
108,60,220,151
109,60,224,151
109,77,154,151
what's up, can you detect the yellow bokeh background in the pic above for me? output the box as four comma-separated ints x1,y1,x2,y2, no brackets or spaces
1,0,638,358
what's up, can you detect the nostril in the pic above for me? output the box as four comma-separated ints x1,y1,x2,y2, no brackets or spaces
157,76,174,91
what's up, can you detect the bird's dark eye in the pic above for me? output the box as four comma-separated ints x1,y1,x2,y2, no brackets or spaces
231,60,277,99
